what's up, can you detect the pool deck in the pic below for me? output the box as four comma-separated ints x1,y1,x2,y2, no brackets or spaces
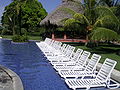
0,65,23,90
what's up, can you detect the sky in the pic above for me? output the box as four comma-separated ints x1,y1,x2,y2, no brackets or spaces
0,0,61,23
39,0,61,13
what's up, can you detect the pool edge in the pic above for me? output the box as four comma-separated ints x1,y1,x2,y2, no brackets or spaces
0,65,24,90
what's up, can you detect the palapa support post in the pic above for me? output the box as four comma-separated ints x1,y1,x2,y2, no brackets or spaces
64,33,67,40
52,33,55,39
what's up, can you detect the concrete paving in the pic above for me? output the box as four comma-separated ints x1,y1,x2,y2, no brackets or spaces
0,67,13,90
0,66,23,90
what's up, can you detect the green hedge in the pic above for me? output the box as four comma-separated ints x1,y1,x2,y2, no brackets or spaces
12,35,29,42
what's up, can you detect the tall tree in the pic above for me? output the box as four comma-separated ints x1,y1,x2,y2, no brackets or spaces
1,0,47,35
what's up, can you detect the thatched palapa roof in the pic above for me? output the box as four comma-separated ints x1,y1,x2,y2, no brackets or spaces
40,0,84,26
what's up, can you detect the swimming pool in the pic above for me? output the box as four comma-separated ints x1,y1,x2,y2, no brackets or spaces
0,40,69,90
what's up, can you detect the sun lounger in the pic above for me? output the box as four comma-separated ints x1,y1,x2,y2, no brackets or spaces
65,58,119,90
53,51,90,72
59,54,101,79
48,45,75,62
50,48,83,66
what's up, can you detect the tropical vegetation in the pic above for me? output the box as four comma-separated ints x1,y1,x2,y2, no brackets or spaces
1,0,47,42
62,0,120,42
1,0,120,43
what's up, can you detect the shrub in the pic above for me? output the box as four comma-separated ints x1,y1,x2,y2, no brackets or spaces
86,41,98,48
116,50,120,56
21,35,29,42
12,35,29,42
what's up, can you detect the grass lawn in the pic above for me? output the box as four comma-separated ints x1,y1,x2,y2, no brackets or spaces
2,35,42,40
28,36,42,40
2,35,13,39
75,44,120,71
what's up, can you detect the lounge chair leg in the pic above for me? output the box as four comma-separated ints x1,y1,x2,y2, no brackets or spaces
72,88,76,90
86,87,90,90
106,78,120,89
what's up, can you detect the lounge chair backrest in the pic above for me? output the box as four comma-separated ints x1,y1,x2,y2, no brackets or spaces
72,49,83,61
60,44,67,53
52,41,57,48
96,58,117,82
85,54,101,72
77,51,91,66
50,40,55,46
56,41,62,50
44,38,48,43
63,45,70,54
53,41,59,49
45,38,51,44
65,46,75,58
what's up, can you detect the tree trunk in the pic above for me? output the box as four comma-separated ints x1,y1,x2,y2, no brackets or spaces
18,5,22,35
12,26,15,35
12,15,16,35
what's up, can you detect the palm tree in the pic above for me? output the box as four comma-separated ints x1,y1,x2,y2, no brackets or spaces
62,0,120,42
98,0,120,7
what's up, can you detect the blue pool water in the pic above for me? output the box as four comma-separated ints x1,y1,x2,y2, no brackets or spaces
0,40,69,90
0,40,115,90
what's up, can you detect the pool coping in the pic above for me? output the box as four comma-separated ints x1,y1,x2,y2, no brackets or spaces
96,63,120,83
1,38,41,42
0,65,24,90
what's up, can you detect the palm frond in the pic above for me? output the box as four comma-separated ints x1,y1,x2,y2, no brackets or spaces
95,15,119,29
95,6,119,23
58,7,76,16
73,13,90,25
90,27,119,41
64,18,80,26
64,18,81,31
95,6,120,31
60,18,69,23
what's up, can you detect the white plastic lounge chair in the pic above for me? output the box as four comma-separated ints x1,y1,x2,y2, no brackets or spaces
48,43,67,57
53,41,62,51
53,51,90,72
51,48,83,66
46,44,68,58
39,38,52,48
37,39,65,58
38,38,53,52
59,54,101,79
47,45,73,59
65,58,119,90
41,39,55,52
43,40,62,55
48,45,75,62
